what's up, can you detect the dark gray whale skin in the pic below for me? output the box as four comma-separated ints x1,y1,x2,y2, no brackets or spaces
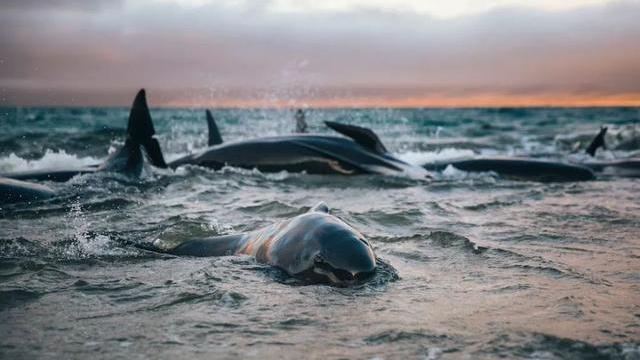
2,168,97,182
422,157,596,182
0,89,165,205
0,177,56,205
168,134,422,176
167,118,430,177
138,202,379,285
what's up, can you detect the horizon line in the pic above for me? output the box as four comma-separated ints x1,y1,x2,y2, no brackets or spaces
3,90,640,108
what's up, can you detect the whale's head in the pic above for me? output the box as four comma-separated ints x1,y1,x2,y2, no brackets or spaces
306,220,377,285
273,203,376,285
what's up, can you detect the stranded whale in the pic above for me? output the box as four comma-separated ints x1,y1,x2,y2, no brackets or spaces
166,118,431,178
138,202,379,285
0,177,56,205
422,157,596,182
577,126,640,178
188,113,596,182
0,89,166,205
1,89,166,183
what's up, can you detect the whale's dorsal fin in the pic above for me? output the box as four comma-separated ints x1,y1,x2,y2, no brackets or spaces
130,89,167,168
325,121,388,155
206,110,223,146
585,125,607,157
309,201,330,213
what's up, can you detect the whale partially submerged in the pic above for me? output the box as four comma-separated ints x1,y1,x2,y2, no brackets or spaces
0,89,166,205
422,157,596,182
0,177,56,205
138,202,380,285
577,126,640,177
179,112,599,182
167,118,431,178
1,89,166,183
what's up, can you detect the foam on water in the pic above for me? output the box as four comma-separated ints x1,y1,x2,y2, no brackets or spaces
397,148,476,165
0,149,101,172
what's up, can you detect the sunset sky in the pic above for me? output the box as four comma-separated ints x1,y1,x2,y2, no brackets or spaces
1,0,639,107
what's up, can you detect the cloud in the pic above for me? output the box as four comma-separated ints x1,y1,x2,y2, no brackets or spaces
0,0,123,12
1,0,639,105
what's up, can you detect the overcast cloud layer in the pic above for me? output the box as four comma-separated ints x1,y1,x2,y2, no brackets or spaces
1,0,639,106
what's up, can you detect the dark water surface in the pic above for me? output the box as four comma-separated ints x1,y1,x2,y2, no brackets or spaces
1,107,639,359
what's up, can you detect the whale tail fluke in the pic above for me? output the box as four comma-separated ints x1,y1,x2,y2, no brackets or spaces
97,89,167,174
585,125,607,157
206,110,223,146
127,89,154,144
325,121,388,155
128,89,167,168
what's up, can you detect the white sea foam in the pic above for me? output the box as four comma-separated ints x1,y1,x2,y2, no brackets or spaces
0,149,102,172
397,148,476,166
439,164,496,182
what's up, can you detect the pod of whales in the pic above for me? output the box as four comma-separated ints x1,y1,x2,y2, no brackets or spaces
138,202,378,285
0,89,164,205
4,89,638,189
189,112,597,182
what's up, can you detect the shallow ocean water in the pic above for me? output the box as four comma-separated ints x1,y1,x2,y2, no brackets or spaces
1,107,639,359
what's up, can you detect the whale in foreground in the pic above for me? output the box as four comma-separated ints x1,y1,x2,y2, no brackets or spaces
138,202,379,285
0,89,166,205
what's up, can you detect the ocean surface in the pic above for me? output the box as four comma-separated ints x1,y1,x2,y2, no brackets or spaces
1,106,639,359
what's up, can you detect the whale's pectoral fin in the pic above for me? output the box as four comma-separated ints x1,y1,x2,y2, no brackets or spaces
309,201,330,213
585,125,608,157
135,234,245,257
206,110,223,146
325,121,388,155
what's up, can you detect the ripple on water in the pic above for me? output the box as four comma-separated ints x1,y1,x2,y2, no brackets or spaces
0,289,42,310
481,332,640,359
426,231,487,254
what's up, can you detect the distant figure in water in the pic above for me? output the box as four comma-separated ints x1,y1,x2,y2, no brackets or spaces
586,126,608,157
295,109,308,133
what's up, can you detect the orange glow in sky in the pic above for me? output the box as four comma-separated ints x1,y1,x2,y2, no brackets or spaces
1,0,639,107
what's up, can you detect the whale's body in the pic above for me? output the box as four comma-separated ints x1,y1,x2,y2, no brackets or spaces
168,121,430,179
141,203,378,285
0,177,56,205
170,135,417,175
0,90,166,205
422,157,596,182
